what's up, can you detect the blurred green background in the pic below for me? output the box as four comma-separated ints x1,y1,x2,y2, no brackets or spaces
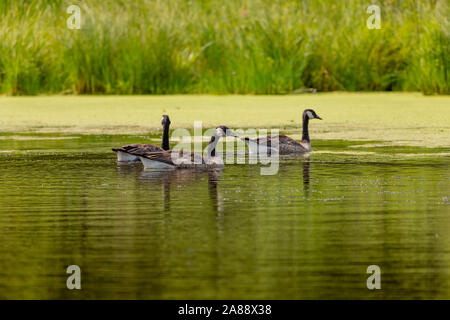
0,0,448,95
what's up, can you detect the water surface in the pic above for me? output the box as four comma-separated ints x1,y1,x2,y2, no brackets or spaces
0,133,449,299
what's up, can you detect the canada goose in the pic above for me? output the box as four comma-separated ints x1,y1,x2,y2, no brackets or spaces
112,115,171,162
138,126,239,169
243,109,322,154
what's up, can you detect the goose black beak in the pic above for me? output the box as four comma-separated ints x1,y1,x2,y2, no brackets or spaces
316,116,322,120
226,130,239,138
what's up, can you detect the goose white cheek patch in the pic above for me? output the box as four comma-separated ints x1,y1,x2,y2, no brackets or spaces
306,111,314,119
215,128,225,136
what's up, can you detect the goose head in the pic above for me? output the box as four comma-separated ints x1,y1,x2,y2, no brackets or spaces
161,115,171,126
207,126,239,160
303,109,322,120
215,125,239,138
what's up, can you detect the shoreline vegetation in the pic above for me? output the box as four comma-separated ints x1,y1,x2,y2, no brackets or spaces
1,93,449,147
0,0,448,95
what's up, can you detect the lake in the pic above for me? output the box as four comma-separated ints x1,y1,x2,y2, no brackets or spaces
0,133,449,299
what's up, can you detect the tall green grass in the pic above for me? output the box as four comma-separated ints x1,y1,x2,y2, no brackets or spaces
0,0,448,95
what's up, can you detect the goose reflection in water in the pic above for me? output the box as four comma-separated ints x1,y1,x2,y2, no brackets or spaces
139,168,224,214
275,153,311,198
302,154,311,198
207,168,223,215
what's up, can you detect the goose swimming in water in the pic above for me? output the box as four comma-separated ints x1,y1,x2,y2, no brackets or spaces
138,126,239,169
243,109,322,155
112,115,171,162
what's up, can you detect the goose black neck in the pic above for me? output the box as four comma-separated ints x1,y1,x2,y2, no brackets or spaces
208,134,219,157
302,116,310,142
162,121,170,151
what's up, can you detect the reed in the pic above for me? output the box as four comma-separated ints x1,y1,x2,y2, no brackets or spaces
0,0,448,95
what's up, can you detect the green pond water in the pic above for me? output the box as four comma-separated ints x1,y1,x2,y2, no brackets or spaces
0,133,449,299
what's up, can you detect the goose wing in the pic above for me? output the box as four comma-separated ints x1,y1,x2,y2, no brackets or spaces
246,135,310,153
277,135,303,147
248,135,302,147
140,150,206,166
276,135,309,152
140,150,175,166
112,143,163,155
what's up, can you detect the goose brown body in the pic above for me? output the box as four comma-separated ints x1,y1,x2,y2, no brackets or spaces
244,109,321,155
245,135,311,154
139,150,223,169
138,126,238,169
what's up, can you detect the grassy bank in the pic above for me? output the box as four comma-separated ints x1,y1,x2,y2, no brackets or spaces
0,0,448,95
0,93,449,147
